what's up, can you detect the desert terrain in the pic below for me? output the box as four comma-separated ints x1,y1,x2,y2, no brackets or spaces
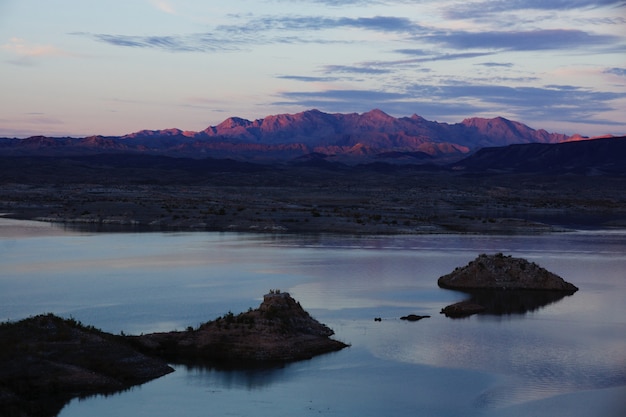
1,159,625,235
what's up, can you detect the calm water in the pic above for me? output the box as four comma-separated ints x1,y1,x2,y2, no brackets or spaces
1,218,625,416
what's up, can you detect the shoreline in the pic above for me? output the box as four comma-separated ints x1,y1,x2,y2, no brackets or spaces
1,170,625,236
2,210,624,237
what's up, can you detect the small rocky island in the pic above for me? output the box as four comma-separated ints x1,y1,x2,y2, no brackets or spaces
0,292,347,417
130,291,348,363
438,253,579,317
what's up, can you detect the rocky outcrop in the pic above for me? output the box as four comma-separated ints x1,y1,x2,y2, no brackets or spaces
438,253,578,318
131,291,349,363
0,314,173,417
438,253,578,292
440,301,486,318
400,314,430,321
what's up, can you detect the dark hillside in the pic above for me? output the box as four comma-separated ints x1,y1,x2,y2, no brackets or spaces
452,136,626,175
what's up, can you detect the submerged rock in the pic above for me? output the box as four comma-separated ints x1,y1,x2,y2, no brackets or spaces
440,301,486,318
438,253,578,292
131,291,349,363
400,314,430,321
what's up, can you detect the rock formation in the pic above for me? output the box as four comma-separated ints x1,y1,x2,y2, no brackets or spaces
438,253,578,291
438,253,578,317
440,301,486,318
0,293,347,416
131,291,349,363
400,314,430,321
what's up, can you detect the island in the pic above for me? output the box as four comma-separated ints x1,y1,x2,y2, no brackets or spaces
0,292,348,417
438,253,579,317
129,291,349,363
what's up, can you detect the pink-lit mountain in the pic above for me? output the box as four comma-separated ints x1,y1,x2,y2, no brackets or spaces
0,109,582,163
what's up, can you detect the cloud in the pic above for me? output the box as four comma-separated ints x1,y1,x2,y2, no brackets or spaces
79,10,619,58
277,75,340,82
604,67,626,77
218,15,420,34
272,88,484,118
323,64,392,74
80,32,243,52
150,0,176,15
444,0,626,19
1,37,78,66
1,37,71,57
273,83,626,125
424,29,617,51
393,50,496,62
304,51,497,79
77,14,422,53
477,62,514,67
277,0,387,5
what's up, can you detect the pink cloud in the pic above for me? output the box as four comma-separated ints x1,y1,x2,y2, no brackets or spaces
1,37,70,57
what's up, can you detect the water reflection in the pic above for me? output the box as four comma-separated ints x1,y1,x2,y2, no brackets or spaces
181,361,292,390
442,289,576,318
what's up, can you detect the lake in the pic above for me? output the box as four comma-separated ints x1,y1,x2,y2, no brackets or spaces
1,218,625,416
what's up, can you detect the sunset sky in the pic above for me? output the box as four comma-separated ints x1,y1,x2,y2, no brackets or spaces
1,0,625,138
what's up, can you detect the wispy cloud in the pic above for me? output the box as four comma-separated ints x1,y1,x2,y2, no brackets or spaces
216,15,420,35
423,29,617,52
78,10,620,58
76,14,419,53
274,83,626,125
605,67,626,77
277,75,340,82
1,37,78,66
78,32,244,53
323,64,392,75
443,0,626,19
478,62,514,67
277,0,387,5
393,50,495,62
150,0,176,15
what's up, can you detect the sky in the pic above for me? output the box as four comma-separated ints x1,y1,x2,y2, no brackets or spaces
1,0,625,138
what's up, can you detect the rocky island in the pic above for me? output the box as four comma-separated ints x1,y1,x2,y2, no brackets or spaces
438,253,579,291
0,292,347,417
130,291,349,363
438,253,579,317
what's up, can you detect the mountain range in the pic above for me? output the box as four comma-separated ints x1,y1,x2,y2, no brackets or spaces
1,109,586,164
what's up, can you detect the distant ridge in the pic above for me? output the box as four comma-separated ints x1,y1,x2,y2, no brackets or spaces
452,136,626,175
0,109,610,164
